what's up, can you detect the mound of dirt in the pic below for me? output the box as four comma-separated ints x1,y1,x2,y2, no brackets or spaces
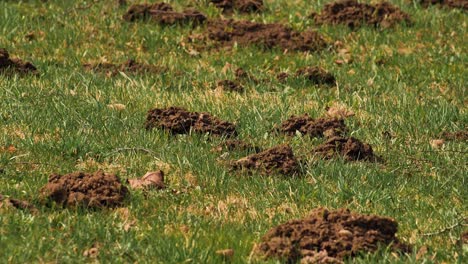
145,107,237,137
0,48,38,75
210,0,264,13
296,66,336,85
123,2,206,26
40,171,128,208
441,130,468,141
213,139,262,153
278,115,347,138
313,136,378,162
205,19,328,52
216,79,244,92
231,145,299,175
255,207,411,263
312,0,411,29
83,59,163,76
420,0,468,10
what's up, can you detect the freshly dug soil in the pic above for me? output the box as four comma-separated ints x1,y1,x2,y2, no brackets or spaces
145,107,237,137
83,59,163,76
312,0,411,29
441,130,468,141
123,2,206,26
206,19,328,51
210,0,264,13
213,139,261,153
216,79,244,92
40,171,128,208
296,66,336,85
0,48,38,75
255,207,411,263
420,0,468,10
231,145,299,175
278,115,347,138
313,136,378,161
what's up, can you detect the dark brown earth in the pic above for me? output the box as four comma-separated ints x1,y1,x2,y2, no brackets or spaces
216,79,244,92
0,194,37,213
83,59,163,76
231,145,299,176
0,48,38,75
205,19,328,51
313,136,378,162
145,107,237,137
278,115,347,138
296,66,336,85
210,0,264,13
255,207,411,263
420,0,468,10
40,171,129,208
213,139,262,153
441,130,468,141
312,0,412,29
123,2,206,26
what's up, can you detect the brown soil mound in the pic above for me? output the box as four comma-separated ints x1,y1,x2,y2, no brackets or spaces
216,79,244,92
213,139,261,153
296,66,336,85
313,136,378,161
40,171,128,208
255,208,411,263
278,115,347,138
0,48,38,75
420,0,468,10
123,2,206,26
145,107,237,137
210,0,264,13
441,130,468,141
231,145,300,175
206,19,328,51
83,59,163,76
312,0,411,29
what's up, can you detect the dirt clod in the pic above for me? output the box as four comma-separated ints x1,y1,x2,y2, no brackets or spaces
217,79,244,92
441,130,468,141
278,115,347,138
145,107,237,137
83,59,163,76
123,2,206,25
231,145,299,176
420,0,468,10
255,207,411,263
312,0,411,29
296,66,336,85
313,136,378,162
40,171,128,208
211,0,264,13
0,48,38,75
128,171,165,190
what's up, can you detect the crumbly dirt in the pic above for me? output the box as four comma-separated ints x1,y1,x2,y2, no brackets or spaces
312,0,412,29
255,207,411,263
231,145,300,176
40,171,129,208
313,136,378,162
145,107,237,137
278,115,347,138
0,48,38,75
420,0,468,10
296,66,336,85
210,0,264,13
212,139,262,153
0,194,38,213
441,130,468,141
123,2,206,26
83,59,163,76
216,79,244,92
205,19,328,52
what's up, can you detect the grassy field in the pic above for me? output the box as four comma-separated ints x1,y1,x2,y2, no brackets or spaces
0,0,467,263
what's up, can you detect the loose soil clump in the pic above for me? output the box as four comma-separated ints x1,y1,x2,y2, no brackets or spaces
205,19,328,51
278,115,347,138
210,0,264,13
145,107,237,137
123,2,206,26
420,0,468,10
255,207,411,263
312,0,411,29
40,171,128,208
213,139,261,153
0,48,38,75
83,59,163,76
441,130,468,141
313,136,378,162
216,79,244,92
231,145,299,176
296,66,336,85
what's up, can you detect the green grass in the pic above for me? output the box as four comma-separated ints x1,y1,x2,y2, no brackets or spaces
0,0,466,263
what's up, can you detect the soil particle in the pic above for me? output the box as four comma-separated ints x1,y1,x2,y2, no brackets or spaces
313,136,378,162
216,79,244,92
206,19,328,51
295,66,336,85
123,2,206,26
40,171,128,208
83,59,163,76
0,48,38,75
278,115,347,138
255,207,411,263
441,130,468,141
145,107,237,137
210,0,264,13
231,144,300,176
213,139,261,153
312,0,411,29
420,0,468,10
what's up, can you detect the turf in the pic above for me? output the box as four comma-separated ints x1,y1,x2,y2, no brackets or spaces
0,0,466,263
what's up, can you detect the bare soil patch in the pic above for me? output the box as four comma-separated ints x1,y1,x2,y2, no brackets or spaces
210,0,264,13
123,2,206,26
420,0,468,10
312,0,411,29
83,59,163,76
145,106,237,137
0,48,38,75
255,207,411,263
313,136,378,162
441,130,468,141
40,171,128,208
278,115,347,138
